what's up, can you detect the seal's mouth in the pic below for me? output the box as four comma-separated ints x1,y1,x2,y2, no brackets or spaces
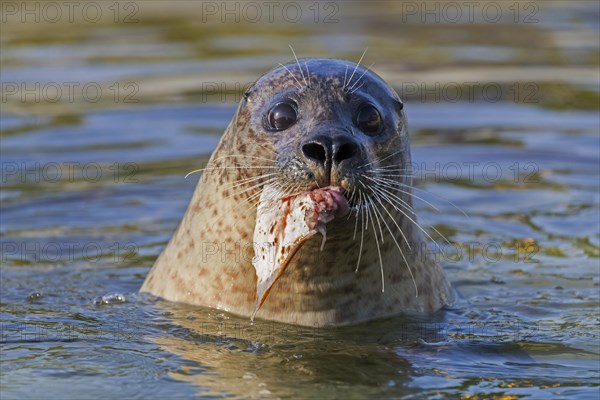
304,185,350,222
319,186,374,213
295,184,354,214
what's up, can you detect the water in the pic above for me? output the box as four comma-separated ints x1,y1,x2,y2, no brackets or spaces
1,1,599,398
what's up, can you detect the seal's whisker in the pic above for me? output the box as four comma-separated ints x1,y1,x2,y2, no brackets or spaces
246,186,275,209
380,182,440,212
294,181,309,195
234,177,278,201
343,65,349,90
369,186,413,246
211,154,279,164
368,193,385,247
373,168,469,220
369,189,416,247
375,177,441,213
396,182,470,219
265,179,304,202
376,185,452,248
227,166,279,170
346,187,359,222
347,62,374,93
230,172,280,189
227,173,298,212
349,82,365,94
425,224,451,247
345,47,368,92
231,180,278,203
375,187,417,216
371,164,413,170
258,177,288,196
372,174,414,180
358,149,404,169
370,171,414,176
364,192,385,293
269,181,291,199
370,189,419,297
369,171,414,177
372,174,415,180
304,61,311,88
276,178,297,193
219,154,277,161
376,187,448,251
244,178,292,210
355,191,366,273
363,189,370,230
184,168,205,179
363,176,417,216
190,175,279,230
352,191,360,240
360,181,385,244
288,44,308,89
374,181,417,201
370,187,417,216
371,190,413,251
370,167,414,173
192,162,275,176
371,171,413,177
230,170,280,184
278,63,303,91
220,179,283,222
218,167,279,178
227,176,279,202
185,164,276,179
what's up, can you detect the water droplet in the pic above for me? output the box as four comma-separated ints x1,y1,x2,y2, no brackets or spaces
93,293,127,306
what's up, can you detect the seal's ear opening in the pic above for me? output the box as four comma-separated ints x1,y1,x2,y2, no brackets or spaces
242,82,257,107
394,99,404,112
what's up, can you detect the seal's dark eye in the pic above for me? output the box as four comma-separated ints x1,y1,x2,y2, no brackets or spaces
356,104,382,135
267,101,297,131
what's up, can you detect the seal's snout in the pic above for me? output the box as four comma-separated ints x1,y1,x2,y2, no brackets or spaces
301,134,361,186
301,134,359,165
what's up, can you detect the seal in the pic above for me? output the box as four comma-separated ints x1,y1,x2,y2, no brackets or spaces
140,58,453,326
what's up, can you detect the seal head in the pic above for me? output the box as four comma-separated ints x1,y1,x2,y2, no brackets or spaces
141,58,453,326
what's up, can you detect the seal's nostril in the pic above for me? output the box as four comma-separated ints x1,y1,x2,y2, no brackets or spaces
334,142,358,164
302,143,328,165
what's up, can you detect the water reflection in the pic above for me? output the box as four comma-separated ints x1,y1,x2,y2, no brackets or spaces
1,0,598,398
